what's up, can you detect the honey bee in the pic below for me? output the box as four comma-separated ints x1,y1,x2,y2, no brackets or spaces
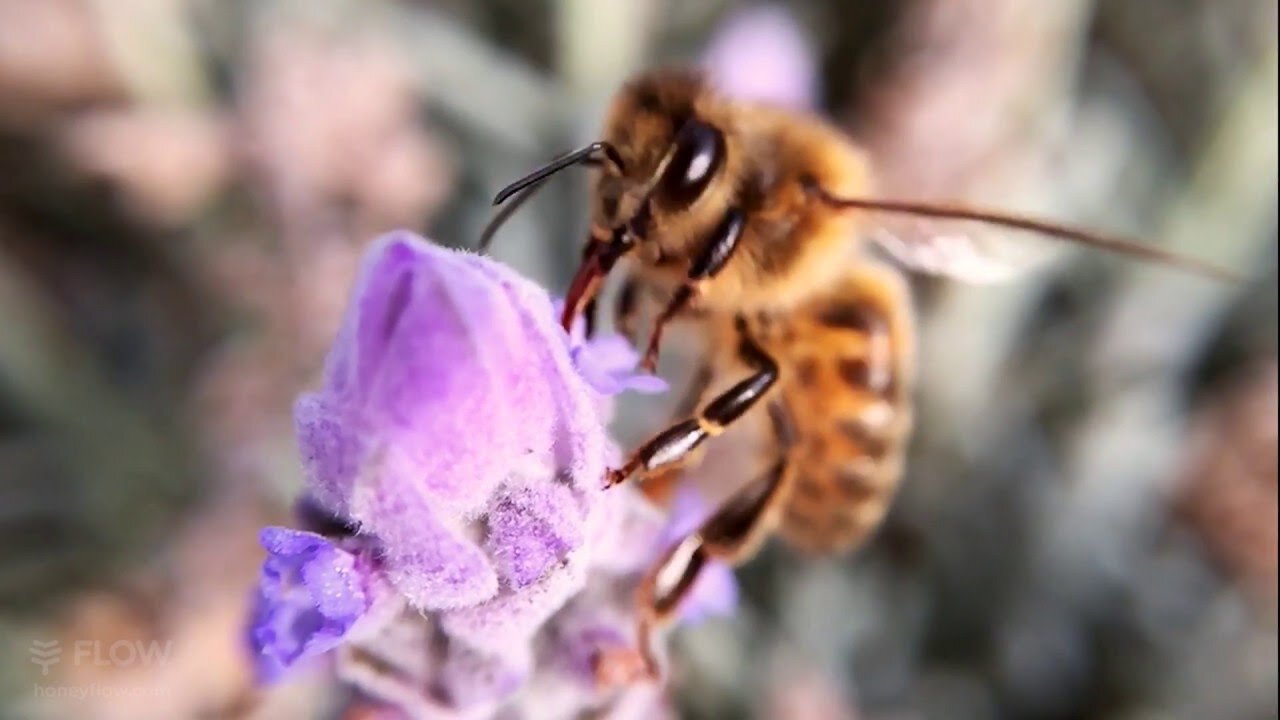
481,67,1235,673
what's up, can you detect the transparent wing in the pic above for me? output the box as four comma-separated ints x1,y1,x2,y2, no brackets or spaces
820,192,1236,284
861,209,1065,284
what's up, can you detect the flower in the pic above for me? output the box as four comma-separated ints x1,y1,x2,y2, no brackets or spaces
558,298,669,397
248,527,381,681
702,4,817,109
248,231,726,718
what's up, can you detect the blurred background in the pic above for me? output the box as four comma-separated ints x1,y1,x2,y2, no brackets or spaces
0,1,1275,718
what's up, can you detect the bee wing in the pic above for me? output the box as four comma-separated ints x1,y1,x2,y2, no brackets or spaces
861,210,1063,284
830,194,1235,284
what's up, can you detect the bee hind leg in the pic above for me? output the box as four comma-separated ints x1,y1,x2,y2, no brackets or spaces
630,428,795,678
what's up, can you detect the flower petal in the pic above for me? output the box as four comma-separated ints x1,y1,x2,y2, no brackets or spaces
678,560,739,624
571,335,669,396
552,297,668,397
436,641,531,708
702,5,817,109
249,527,375,681
357,487,499,611
294,393,366,515
486,481,586,588
440,550,588,654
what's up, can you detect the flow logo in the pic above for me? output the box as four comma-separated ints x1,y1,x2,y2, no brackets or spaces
29,640,61,677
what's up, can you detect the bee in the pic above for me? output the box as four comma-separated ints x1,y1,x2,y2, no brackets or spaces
481,67,1236,673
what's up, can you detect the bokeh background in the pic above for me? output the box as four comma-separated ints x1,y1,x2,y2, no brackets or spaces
0,1,1275,719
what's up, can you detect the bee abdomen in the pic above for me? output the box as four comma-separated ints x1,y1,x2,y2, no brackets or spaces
771,264,915,555
781,404,910,554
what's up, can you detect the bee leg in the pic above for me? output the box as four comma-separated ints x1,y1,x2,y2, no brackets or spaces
582,298,599,338
580,239,603,338
614,274,642,342
638,362,715,505
640,208,746,372
642,457,791,614
607,321,775,489
630,404,796,677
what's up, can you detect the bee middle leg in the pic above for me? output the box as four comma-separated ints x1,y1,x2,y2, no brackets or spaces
640,208,746,372
607,318,775,489
637,361,715,505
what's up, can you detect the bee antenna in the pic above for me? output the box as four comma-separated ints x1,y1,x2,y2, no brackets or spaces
479,176,549,253
491,142,623,206
803,179,1242,283
481,142,625,254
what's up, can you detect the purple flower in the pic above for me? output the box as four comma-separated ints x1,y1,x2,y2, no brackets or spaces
702,5,817,109
289,233,659,615
248,527,380,681
248,231,731,717
558,299,668,397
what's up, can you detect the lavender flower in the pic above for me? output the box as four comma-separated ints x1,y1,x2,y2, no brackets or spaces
702,4,818,109
248,232,735,718
248,527,383,681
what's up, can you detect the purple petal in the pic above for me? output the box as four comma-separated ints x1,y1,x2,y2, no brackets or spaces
552,297,668,397
486,481,586,588
436,642,531,708
314,233,570,516
249,527,375,681
570,335,669,396
361,242,539,513
660,486,712,548
440,552,588,654
260,525,331,557
346,233,423,395
293,393,365,515
295,233,620,610
702,5,817,109
360,487,498,611
259,232,687,713
469,270,610,493
548,619,631,686
678,560,739,624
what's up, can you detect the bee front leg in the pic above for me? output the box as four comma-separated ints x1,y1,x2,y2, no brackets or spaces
607,320,776,489
614,274,642,343
580,238,603,338
640,208,746,372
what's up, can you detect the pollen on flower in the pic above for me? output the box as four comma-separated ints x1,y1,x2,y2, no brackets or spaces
246,231,736,718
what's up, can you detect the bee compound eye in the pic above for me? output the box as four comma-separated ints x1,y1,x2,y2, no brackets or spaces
656,119,725,209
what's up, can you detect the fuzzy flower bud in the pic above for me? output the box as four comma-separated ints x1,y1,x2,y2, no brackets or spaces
247,232,735,718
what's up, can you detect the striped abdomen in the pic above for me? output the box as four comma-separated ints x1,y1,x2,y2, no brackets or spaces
765,263,915,554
